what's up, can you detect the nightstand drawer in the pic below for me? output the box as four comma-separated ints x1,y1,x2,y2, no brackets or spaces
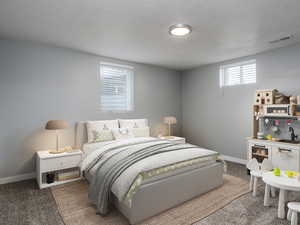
40,154,82,172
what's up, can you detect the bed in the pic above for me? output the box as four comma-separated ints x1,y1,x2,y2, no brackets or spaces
75,120,224,224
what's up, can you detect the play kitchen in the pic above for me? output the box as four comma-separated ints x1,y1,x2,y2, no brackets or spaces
248,89,300,172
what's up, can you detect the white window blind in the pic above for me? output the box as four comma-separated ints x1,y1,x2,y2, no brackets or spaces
100,62,134,112
220,60,256,87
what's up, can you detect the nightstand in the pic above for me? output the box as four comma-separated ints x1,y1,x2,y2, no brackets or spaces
36,150,83,189
160,136,186,144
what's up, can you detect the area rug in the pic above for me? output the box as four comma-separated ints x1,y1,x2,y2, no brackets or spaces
51,175,250,225
194,183,300,225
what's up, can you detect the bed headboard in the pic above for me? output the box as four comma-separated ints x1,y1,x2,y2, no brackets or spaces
75,121,88,149
75,119,150,149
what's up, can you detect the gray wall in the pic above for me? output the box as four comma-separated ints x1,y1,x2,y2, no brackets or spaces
182,43,300,160
2,38,300,179
0,40,182,178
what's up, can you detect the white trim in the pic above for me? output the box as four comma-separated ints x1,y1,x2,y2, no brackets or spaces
220,154,247,165
0,172,36,185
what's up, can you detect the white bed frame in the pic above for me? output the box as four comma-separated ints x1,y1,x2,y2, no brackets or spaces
75,121,224,224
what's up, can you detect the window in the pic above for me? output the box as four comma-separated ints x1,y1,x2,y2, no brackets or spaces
100,62,134,112
219,60,256,87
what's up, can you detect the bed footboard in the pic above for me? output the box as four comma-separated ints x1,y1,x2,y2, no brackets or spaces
113,162,223,224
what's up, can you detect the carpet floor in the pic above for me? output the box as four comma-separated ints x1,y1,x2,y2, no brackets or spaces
51,174,249,225
0,162,297,225
0,179,64,225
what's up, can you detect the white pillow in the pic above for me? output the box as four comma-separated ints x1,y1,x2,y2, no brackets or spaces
130,127,150,137
119,119,148,128
112,128,135,140
91,130,114,143
86,120,118,143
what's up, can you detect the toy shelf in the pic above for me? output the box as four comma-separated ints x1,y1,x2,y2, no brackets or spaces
252,103,300,138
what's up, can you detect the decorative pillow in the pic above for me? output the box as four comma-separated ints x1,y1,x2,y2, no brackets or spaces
112,128,135,140
92,130,114,143
130,127,150,137
86,120,118,143
119,119,148,128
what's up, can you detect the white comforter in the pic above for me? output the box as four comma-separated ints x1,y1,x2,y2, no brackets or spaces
81,137,219,202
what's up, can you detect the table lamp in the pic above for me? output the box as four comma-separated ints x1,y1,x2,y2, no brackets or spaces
45,120,69,154
163,116,177,138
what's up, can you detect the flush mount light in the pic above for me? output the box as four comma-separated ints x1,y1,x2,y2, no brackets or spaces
169,24,192,37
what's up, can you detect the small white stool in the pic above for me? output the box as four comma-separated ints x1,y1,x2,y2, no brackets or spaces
248,158,275,197
287,202,300,225
250,170,276,197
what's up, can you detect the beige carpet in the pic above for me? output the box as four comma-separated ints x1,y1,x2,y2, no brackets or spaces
51,175,249,225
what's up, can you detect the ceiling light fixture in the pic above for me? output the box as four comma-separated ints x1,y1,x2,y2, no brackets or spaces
169,24,192,37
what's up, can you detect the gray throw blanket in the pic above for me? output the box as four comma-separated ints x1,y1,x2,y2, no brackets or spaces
88,139,200,215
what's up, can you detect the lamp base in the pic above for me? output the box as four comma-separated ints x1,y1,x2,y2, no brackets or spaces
48,146,74,154
48,149,66,154
161,136,175,139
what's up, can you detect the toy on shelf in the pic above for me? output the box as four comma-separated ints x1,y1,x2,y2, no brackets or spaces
266,135,273,140
255,89,276,105
290,96,297,104
274,91,290,104
255,89,291,105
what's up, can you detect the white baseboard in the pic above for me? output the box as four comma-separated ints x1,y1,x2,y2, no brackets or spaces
0,172,36,185
220,154,247,165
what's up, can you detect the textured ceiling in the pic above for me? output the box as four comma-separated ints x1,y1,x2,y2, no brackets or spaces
1,0,300,70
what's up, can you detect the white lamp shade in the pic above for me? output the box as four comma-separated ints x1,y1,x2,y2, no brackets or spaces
163,116,177,124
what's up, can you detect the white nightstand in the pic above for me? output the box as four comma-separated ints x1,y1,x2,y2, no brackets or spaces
36,150,83,189
160,136,186,144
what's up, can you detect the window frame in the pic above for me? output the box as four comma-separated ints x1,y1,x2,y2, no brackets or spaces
100,62,134,113
219,59,256,87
